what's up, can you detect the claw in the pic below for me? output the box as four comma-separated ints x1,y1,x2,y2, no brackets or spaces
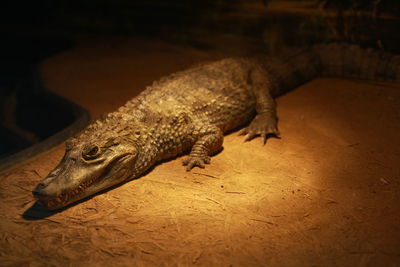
244,133,255,142
261,133,267,145
269,128,280,138
183,156,209,171
238,128,247,136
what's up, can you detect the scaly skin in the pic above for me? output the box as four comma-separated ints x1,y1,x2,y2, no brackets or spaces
32,43,400,210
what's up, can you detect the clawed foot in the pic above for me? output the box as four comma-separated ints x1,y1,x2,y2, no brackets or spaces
182,155,211,171
239,114,280,144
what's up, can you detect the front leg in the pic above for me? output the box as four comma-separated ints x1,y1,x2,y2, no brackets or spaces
183,125,223,171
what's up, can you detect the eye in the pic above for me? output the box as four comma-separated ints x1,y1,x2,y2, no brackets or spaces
82,145,101,160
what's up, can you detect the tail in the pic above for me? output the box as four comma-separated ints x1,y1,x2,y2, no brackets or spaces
267,43,399,96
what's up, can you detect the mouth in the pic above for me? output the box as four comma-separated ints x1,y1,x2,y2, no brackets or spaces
35,153,133,210
37,174,99,209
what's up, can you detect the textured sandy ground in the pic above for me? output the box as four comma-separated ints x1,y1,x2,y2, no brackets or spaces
1,38,399,266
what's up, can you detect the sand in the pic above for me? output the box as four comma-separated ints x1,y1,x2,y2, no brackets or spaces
1,37,399,266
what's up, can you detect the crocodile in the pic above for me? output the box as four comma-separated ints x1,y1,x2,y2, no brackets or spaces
32,43,399,210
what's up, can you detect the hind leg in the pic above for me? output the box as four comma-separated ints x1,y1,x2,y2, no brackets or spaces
239,66,280,144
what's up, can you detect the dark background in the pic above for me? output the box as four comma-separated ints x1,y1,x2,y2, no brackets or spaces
2,0,400,49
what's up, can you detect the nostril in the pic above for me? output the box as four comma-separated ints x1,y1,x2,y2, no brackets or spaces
32,189,42,197
37,183,47,190
32,183,46,197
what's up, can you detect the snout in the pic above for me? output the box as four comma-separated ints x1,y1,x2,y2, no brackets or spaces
32,183,47,197
32,180,59,200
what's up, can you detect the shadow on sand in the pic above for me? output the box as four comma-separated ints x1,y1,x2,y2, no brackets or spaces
21,177,139,220
21,143,228,220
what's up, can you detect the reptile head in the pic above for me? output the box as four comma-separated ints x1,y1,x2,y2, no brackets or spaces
32,134,138,210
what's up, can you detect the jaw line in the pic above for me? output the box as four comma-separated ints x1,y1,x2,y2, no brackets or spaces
37,153,134,210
